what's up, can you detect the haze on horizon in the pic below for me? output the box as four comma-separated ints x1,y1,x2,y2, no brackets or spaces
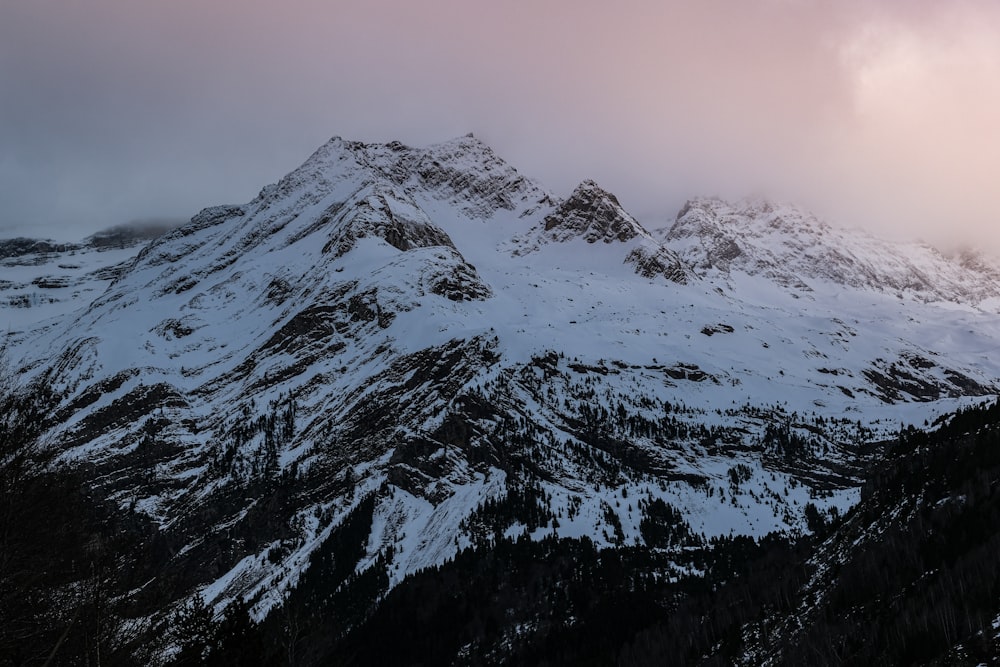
2,0,999,253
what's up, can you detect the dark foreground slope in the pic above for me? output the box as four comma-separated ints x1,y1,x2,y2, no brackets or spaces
3,377,999,666
739,400,1000,666
158,400,1000,666
0,380,170,667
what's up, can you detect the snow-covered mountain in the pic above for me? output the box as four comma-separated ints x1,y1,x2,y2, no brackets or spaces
7,134,1000,637
666,196,1000,304
0,223,177,337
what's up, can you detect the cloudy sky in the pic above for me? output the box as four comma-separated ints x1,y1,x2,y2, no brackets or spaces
2,0,999,250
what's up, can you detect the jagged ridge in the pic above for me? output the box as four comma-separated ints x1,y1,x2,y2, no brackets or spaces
667,197,1000,303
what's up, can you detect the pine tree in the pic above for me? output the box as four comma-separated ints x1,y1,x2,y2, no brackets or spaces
169,594,216,665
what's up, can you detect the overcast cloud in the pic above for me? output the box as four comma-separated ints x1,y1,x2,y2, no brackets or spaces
2,0,999,250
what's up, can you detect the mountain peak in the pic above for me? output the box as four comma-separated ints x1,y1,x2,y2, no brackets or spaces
667,196,1000,302
507,179,690,283
541,179,641,244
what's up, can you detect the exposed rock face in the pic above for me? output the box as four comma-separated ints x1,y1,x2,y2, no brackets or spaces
0,238,77,259
320,189,460,258
542,180,642,244
625,245,688,283
511,179,690,284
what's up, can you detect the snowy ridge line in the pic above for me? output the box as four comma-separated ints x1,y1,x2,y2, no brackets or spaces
3,134,1000,620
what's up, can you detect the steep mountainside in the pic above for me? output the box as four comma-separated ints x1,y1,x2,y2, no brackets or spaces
5,135,1000,663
